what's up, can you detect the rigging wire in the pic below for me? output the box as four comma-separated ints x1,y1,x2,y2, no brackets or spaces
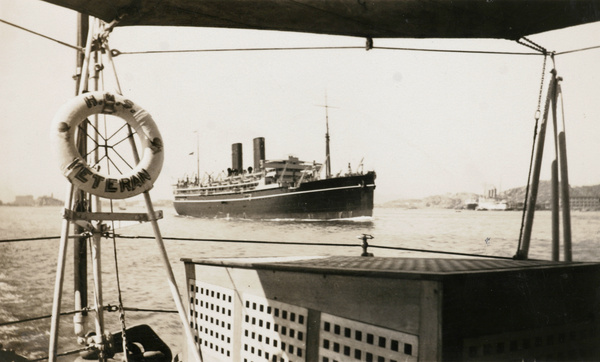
3,17,600,57
0,309,87,327
97,25,130,359
114,234,515,260
110,201,130,360
0,18,82,51
556,44,600,55
0,236,60,243
374,45,539,56
0,306,176,328
0,234,526,260
113,46,362,56
112,45,540,57
29,347,92,362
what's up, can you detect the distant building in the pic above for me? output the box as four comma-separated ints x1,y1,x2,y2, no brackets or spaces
14,195,35,206
36,195,63,206
570,196,600,210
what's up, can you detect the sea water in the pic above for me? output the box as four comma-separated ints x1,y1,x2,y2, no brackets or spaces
1,205,599,359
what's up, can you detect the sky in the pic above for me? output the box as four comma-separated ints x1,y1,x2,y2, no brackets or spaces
1,0,600,204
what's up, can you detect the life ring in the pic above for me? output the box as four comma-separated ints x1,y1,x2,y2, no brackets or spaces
52,91,164,199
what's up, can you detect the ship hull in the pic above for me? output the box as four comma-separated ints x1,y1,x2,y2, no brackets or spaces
174,172,375,219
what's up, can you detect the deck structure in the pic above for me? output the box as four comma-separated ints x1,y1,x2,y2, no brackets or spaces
183,256,600,361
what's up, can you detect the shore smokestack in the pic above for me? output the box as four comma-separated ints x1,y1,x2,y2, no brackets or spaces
232,143,242,174
253,137,265,171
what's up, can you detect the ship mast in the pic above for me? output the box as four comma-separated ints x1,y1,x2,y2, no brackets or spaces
195,130,200,183
319,95,337,179
325,99,331,178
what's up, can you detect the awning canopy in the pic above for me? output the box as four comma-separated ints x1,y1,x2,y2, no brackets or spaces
42,0,600,40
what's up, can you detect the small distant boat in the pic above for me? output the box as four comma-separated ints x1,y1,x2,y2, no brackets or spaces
464,199,478,210
173,137,376,219
476,187,510,211
476,199,509,211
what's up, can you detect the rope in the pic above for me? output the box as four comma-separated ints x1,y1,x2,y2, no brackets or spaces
0,18,82,51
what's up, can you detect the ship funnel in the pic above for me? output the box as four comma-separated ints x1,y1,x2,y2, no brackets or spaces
232,143,243,174
253,137,265,171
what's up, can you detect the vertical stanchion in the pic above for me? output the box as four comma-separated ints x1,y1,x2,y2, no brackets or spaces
49,185,75,362
550,70,561,262
90,231,106,353
556,80,572,261
124,112,202,360
558,131,572,261
518,71,556,259
551,160,559,261
73,12,89,338
143,193,203,362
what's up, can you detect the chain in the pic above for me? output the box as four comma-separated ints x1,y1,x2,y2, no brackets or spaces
518,36,547,54
534,53,548,120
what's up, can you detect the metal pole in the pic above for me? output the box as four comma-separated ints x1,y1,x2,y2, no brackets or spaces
518,72,556,259
550,70,560,262
143,193,203,362
556,81,573,261
73,13,89,338
90,231,106,360
558,131,572,260
325,101,331,178
49,184,75,362
125,123,202,361
551,160,559,261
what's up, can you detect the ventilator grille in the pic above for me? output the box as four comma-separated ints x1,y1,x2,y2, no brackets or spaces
319,313,418,362
462,321,598,361
241,294,308,362
189,280,235,360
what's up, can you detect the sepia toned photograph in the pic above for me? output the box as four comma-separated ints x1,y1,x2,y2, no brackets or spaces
1,0,600,361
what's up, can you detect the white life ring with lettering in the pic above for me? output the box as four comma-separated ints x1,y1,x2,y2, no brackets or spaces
52,91,164,199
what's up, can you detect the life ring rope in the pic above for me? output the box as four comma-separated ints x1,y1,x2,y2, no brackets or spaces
52,91,164,200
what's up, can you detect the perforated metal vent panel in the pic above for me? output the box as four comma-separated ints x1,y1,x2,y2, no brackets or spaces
462,321,598,361
189,280,235,361
319,313,418,362
241,294,308,362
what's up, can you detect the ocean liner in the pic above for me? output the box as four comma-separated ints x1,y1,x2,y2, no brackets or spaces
173,137,376,219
